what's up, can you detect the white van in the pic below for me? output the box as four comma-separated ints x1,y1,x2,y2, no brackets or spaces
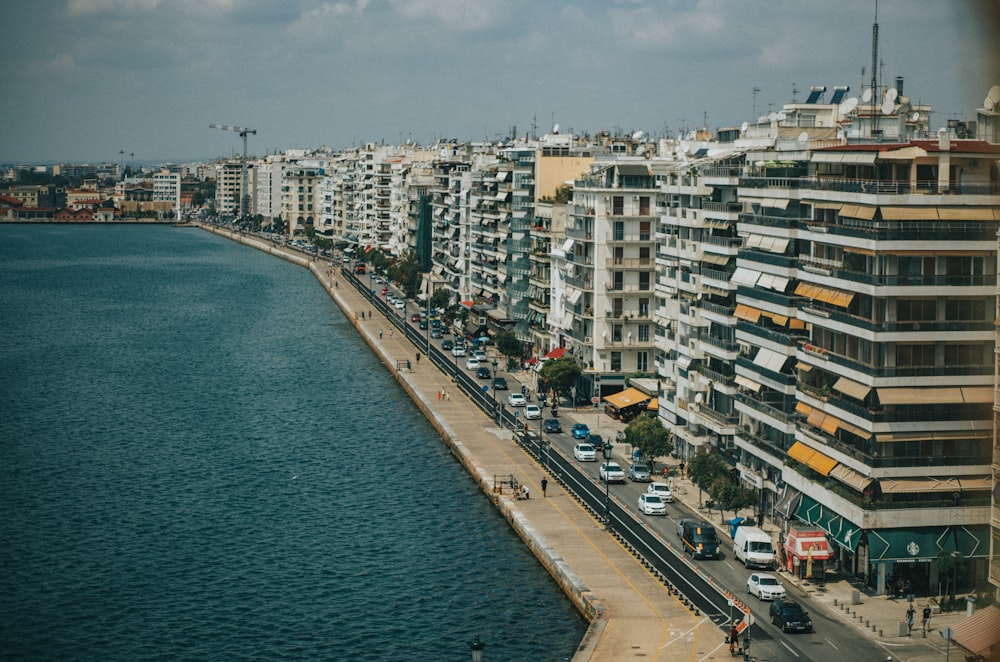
733,525,776,569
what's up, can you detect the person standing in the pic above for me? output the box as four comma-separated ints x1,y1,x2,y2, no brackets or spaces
905,604,915,634
540,477,548,497
921,605,932,636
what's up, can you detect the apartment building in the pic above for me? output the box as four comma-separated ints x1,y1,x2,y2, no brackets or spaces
281,161,323,236
215,160,243,217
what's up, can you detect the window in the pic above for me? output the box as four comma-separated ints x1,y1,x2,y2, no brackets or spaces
639,196,650,216
897,299,936,322
639,221,651,241
945,299,986,321
613,221,624,241
638,324,650,342
636,351,649,371
944,343,984,366
895,343,935,367
612,196,624,215
638,298,649,317
639,272,651,291
612,272,624,290
611,351,622,371
612,324,623,342
613,298,623,317
639,246,651,264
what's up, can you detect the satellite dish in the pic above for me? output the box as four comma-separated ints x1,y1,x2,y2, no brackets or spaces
843,97,858,114
694,393,704,404
910,111,921,122
552,123,559,134
632,130,643,141
886,88,898,103
797,131,809,143
987,98,996,112
741,121,749,133
862,88,872,103
776,112,786,121
881,98,894,115
987,84,1000,103
836,128,845,140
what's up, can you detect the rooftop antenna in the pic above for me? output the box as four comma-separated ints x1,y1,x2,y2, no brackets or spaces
791,83,800,103
752,86,761,122
870,0,880,133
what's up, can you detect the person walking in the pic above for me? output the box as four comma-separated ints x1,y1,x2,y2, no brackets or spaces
541,477,548,498
905,604,915,634
379,328,383,339
921,605,932,636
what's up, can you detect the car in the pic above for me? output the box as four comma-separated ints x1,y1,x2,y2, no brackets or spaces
628,463,652,482
393,300,405,310
410,313,422,322
676,518,695,538
573,443,596,461
646,482,674,503
586,433,604,452
476,367,491,379
492,377,508,390
466,358,480,370
599,461,626,483
419,321,429,330
430,319,442,328
680,520,721,559
524,405,541,420
430,328,443,339
769,599,813,633
746,573,786,601
473,350,488,362
451,346,466,357
543,418,562,433
571,423,591,439
637,493,666,515
441,339,454,351
508,393,526,407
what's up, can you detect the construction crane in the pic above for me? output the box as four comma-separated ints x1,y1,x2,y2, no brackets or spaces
209,124,256,219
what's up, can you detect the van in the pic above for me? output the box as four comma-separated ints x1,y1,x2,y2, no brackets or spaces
733,525,776,569
681,520,720,559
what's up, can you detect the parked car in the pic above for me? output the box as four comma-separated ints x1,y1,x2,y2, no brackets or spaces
393,300,405,310
646,482,674,503
473,350,487,362
573,443,596,461
571,423,591,440
419,320,428,329
430,328,443,338
599,461,626,483
524,404,541,419
746,573,786,601
769,599,813,633
508,393,526,407
543,419,562,433
410,314,422,322
637,493,667,515
466,358,480,370
441,339,454,351
492,377,508,390
628,463,652,482
476,367,491,379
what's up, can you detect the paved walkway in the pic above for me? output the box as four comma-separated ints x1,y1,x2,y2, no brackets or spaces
199,227,972,662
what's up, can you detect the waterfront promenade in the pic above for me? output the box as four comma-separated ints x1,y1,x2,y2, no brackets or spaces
198,225,972,662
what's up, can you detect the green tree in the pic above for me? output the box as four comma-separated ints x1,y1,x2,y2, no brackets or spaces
386,250,421,298
688,452,729,507
554,184,572,203
623,415,673,467
429,288,451,311
708,479,757,524
933,550,965,603
495,330,524,363
538,357,581,402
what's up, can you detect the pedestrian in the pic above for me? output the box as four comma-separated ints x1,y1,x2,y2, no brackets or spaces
905,604,915,634
541,477,548,497
379,328,383,339
389,328,394,338
522,485,530,500
922,605,932,635
679,461,685,477
369,310,373,318
415,352,421,364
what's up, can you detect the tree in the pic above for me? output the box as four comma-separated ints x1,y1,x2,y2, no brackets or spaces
708,479,757,524
537,357,581,402
429,288,451,311
623,415,673,467
495,330,524,363
386,250,421,298
688,452,729,507
933,550,964,604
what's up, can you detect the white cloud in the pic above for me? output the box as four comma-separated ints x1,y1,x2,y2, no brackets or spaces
27,53,77,76
389,0,502,31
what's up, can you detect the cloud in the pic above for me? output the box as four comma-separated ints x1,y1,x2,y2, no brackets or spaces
286,1,360,39
27,53,77,76
389,0,504,31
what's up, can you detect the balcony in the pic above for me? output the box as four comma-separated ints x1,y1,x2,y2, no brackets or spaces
605,257,655,269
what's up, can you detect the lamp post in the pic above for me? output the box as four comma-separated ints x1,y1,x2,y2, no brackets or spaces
492,358,499,427
602,440,614,530
469,635,485,662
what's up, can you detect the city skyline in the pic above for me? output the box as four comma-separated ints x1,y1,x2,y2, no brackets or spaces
2,0,998,164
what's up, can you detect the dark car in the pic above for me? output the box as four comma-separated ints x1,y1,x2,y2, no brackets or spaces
586,433,604,452
430,328,443,338
476,367,491,379
492,377,508,390
680,520,721,559
441,340,454,351
769,599,813,633
419,320,429,329
543,418,562,433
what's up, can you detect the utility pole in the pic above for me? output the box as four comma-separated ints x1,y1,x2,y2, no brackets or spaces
209,124,256,219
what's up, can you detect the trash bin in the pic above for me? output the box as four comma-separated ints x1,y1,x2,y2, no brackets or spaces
851,589,862,605
897,621,908,637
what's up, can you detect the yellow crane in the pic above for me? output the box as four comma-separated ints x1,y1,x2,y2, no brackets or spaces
209,124,256,219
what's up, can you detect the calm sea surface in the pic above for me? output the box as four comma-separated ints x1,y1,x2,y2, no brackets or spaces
0,225,586,661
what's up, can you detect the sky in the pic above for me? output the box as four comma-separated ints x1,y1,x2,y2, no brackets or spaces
1,0,998,164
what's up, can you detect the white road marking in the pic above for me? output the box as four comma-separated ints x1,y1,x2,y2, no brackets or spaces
780,640,800,657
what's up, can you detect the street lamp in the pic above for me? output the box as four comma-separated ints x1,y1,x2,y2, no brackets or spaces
492,358,499,427
602,440,614,530
469,635,485,662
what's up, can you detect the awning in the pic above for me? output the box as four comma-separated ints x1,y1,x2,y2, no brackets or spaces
734,304,762,322
774,488,802,519
700,253,731,266
753,347,787,373
735,375,762,392
839,205,877,220
676,355,693,370
829,464,874,492
880,207,939,221
787,441,837,476
731,267,761,287
565,287,583,304
562,238,575,252
957,476,993,490
866,524,990,562
784,524,833,560
937,207,1000,221
833,376,871,401
876,429,992,443
794,497,862,552
545,347,567,359
646,398,658,410
812,151,878,164
603,387,652,410
876,387,988,405
794,282,855,308
946,604,1000,659
879,477,962,494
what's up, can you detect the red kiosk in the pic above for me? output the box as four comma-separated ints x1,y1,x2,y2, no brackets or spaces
783,525,832,580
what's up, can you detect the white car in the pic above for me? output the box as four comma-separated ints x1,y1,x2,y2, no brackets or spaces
524,404,541,419
451,346,466,357
508,393,526,407
473,350,488,362
646,482,674,503
573,443,596,461
637,493,666,515
600,461,626,483
394,300,405,309
466,358,480,370
746,573,787,601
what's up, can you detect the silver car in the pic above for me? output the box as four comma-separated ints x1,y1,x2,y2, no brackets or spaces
637,493,666,515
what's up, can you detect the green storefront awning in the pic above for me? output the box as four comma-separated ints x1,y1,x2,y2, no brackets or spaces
866,525,990,563
793,495,862,552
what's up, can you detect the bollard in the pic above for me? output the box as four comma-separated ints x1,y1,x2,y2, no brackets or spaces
833,598,838,606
